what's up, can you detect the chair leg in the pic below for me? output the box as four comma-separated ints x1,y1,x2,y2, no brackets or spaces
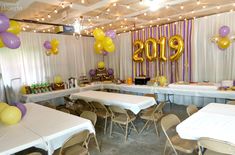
153,121,159,137
110,119,113,137
125,123,129,141
94,135,101,152
131,121,138,134
104,117,108,134
139,120,150,134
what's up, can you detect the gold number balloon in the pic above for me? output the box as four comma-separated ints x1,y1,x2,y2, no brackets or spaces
145,38,157,62
133,40,144,62
158,37,167,61
169,35,184,61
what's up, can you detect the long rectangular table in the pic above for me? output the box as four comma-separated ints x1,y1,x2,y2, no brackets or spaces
21,83,235,106
70,90,157,114
176,103,235,144
0,103,95,155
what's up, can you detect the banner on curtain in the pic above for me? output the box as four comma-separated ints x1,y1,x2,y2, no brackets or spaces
131,20,193,83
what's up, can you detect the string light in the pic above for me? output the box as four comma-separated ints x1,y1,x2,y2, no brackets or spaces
135,17,138,20
22,27,26,31
139,0,143,5
48,14,51,18
26,25,29,28
107,8,110,12
144,13,147,16
70,2,73,8
113,3,116,6
126,5,130,9
96,16,99,19
54,9,58,13
157,18,160,21
109,23,112,26
179,16,182,19
166,5,169,9
216,6,221,9
180,6,184,10
36,18,39,21
124,18,127,21
202,5,206,9
81,0,85,4
41,18,45,21
167,18,170,21
197,0,201,5
191,11,195,14
33,30,36,33
61,3,65,8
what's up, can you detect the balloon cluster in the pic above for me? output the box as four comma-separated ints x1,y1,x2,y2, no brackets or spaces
43,38,60,56
93,29,116,56
0,13,21,49
211,25,235,49
0,102,26,125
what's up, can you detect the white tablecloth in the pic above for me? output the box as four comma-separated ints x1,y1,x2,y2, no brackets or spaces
0,103,95,155
70,90,156,114
176,103,235,144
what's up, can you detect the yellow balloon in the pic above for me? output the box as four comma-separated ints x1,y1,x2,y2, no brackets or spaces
98,61,105,69
51,39,59,48
218,37,231,49
158,76,167,87
7,20,21,35
1,106,22,125
20,86,27,94
104,43,115,52
94,41,103,53
51,48,58,55
102,37,113,47
133,40,144,62
0,38,4,48
158,37,167,61
145,38,157,62
54,75,62,83
0,102,9,114
169,35,184,61
93,28,105,41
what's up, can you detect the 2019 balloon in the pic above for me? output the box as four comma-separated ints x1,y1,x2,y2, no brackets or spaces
0,106,22,125
7,20,21,35
145,38,157,62
219,26,230,37
0,14,10,32
158,37,167,61
93,28,105,41
218,37,231,49
133,40,144,62
169,35,184,61
0,32,21,49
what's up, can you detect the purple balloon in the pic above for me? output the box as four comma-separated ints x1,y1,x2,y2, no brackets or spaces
0,14,9,32
89,69,96,76
44,41,51,49
219,26,230,37
103,51,108,56
0,32,21,49
15,103,27,118
105,30,116,39
107,68,114,75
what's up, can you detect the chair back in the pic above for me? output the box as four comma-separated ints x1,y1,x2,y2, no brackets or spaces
60,130,89,154
186,104,198,116
80,111,97,126
161,114,180,133
227,101,235,105
109,105,129,120
198,137,235,155
90,101,109,112
153,102,165,114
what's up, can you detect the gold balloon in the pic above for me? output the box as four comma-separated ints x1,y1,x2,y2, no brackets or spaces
158,37,167,61
0,106,22,125
94,41,103,53
104,43,115,52
169,35,184,61
0,38,4,48
7,20,21,35
51,48,58,55
145,38,157,62
93,28,105,41
102,37,113,47
98,61,105,69
133,40,144,62
211,36,219,43
54,75,62,83
218,37,231,49
45,50,51,56
51,38,59,48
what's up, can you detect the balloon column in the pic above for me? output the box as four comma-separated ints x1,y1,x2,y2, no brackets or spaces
43,38,59,56
211,25,235,50
93,28,116,56
0,13,21,49
0,102,26,125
